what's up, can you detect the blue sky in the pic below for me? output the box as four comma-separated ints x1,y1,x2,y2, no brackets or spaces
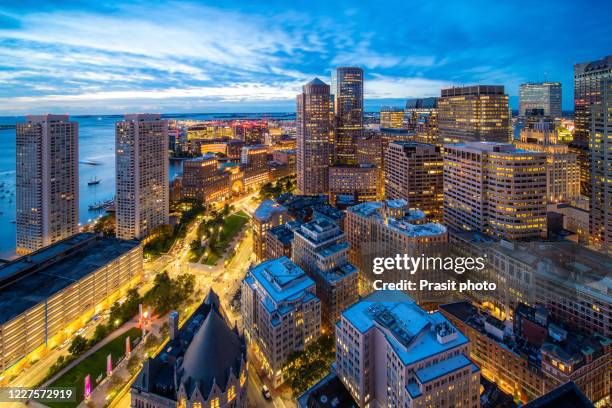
0,0,610,114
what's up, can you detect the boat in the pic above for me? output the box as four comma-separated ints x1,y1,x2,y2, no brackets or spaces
87,177,101,186
88,199,113,211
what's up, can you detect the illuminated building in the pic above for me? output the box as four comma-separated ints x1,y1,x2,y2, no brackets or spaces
132,291,247,408
336,291,480,408
523,381,595,408
438,85,510,144
264,222,301,261
187,122,232,140
16,115,78,254
519,82,562,118
116,114,169,240
272,149,296,167
252,200,288,261
384,142,443,221
573,55,612,144
333,67,364,165
241,145,270,190
356,131,384,194
292,218,359,328
515,121,580,203
380,106,405,128
0,233,142,374
241,257,321,387
182,154,231,204
296,78,334,195
590,78,611,252
440,301,610,405
233,120,267,145
443,142,547,241
328,164,379,207
405,97,439,145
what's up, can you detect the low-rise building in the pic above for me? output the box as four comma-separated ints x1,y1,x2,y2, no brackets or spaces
336,291,480,408
252,200,288,261
241,257,321,387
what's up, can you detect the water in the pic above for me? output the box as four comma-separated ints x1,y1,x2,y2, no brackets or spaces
0,113,294,258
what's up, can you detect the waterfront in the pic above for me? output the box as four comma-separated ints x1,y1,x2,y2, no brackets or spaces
0,113,293,259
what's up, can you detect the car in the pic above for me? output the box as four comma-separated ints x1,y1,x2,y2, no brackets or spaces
261,385,271,400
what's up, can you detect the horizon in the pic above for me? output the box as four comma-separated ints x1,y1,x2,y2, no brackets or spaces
1,1,611,114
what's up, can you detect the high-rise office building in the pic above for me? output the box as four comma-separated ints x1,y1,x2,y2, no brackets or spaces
16,115,78,254
296,78,334,195
574,55,612,144
519,82,562,118
241,257,321,387
438,85,510,144
333,67,364,165
590,78,611,252
379,106,404,128
405,97,439,145
384,142,443,221
336,291,480,408
115,114,169,240
444,142,547,241
515,121,580,203
292,217,359,328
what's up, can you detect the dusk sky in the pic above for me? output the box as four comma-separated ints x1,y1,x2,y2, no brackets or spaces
0,0,610,115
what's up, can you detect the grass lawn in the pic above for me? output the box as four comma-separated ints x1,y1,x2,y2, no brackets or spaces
202,252,220,265
220,211,249,243
47,327,141,408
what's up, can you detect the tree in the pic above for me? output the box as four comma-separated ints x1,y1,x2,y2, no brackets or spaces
68,335,88,356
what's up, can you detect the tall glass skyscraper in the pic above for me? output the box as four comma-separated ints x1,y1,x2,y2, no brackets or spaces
332,67,363,165
574,55,612,143
296,78,333,195
519,82,562,118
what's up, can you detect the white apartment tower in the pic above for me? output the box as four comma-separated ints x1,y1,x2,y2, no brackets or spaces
16,115,78,254
115,114,169,240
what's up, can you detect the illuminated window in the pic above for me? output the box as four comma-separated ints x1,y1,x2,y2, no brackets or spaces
210,398,220,408
227,385,236,402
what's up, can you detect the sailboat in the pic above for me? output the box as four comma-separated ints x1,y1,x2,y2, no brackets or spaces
87,176,101,186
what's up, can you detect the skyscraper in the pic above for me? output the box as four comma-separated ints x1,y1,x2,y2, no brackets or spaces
405,97,439,145
379,106,405,128
444,142,547,241
384,142,444,221
16,114,78,254
333,67,364,165
296,78,333,195
519,82,562,118
115,114,169,240
438,85,510,144
590,78,611,252
574,55,612,144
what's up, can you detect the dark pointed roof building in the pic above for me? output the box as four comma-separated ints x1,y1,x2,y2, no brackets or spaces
131,289,247,408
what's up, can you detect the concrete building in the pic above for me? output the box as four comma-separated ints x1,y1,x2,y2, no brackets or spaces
336,291,480,408
16,114,78,254
292,218,359,328
296,78,334,195
515,122,580,203
440,301,610,405
333,67,364,165
590,78,611,253
0,233,142,375
443,142,547,241
181,154,218,202
241,257,321,387
328,164,379,207
252,200,288,261
519,82,562,118
116,114,169,240
132,291,247,408
264,221,300,261
405,97,439,145
384,142,443,222
379,106,404,128
438,85,510,144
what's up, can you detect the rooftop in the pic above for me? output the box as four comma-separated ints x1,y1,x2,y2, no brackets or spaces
268,223,299,245
0,233,140,325
297,372,358,408
342,291,468,366
254,199,287,221
246,256,315,305
523,381,594,408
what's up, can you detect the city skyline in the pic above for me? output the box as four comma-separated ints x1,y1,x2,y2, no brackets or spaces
0,1,611,114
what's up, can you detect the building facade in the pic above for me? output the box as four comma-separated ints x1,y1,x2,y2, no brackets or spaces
328,164,379,207
241,257,321,387
574,55,612,144
519,82,562,118
116,114,169,240
405,97,439,145
336,291,480,408
443,142,547,241
438,85,510,144
384,142,443,221
333,67,364,165
16,115,78,254
292,218,359,328
380,106,405,128
296,78,334,195
252,200,288,261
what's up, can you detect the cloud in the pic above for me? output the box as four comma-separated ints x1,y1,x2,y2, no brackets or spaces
366,75,455,99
